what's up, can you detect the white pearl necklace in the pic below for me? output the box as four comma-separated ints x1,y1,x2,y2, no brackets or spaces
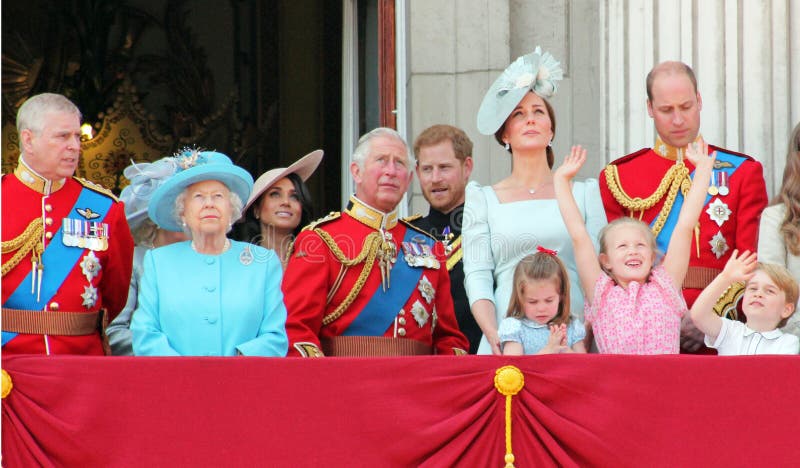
191,238,231,254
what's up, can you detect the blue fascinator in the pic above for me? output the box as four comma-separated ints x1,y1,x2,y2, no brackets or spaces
120,157,180,231
476,46,564,135
147,148,254,232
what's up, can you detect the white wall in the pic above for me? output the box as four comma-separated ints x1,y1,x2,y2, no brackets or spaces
601,0,800,199
405,0,800,214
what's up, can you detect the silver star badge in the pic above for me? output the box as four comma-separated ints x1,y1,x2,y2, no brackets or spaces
709,231,729,259
81,285,98,308
418,275,435,304
79,251,102,282
411,300,430,327
705,198,731,227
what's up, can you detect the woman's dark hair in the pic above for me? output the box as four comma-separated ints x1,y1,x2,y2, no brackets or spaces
493,92,557,168
237,172,316,243
284,172,314,235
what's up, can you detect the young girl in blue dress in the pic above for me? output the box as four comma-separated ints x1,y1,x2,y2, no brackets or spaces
499,248,587,354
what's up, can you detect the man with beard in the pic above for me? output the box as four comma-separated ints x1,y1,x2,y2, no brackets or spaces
409,124,480,353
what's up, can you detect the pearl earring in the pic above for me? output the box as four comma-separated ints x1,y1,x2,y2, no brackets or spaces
504,142,510,150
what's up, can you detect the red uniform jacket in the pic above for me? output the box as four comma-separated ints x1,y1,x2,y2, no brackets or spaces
599,145,768,308
281,198,468,357
2,165,134,355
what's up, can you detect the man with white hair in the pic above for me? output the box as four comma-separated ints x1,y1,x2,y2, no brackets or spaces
2,93,134,355
281,127,468,357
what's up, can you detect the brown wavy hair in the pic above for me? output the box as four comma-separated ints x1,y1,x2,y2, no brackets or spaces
776,121,800,255
506,251,571,325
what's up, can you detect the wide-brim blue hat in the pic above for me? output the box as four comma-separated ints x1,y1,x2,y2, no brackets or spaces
148,150,254,232
476,46,564,135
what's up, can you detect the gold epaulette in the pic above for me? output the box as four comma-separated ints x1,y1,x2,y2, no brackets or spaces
400,218,437,240
301,211,340,232
74,177,120,202
713,281,745,320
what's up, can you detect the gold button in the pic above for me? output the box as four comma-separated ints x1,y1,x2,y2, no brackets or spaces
398,317,406,326
398,309,405,315
45,232,53,240
45,218,53,226
49,302,59,311
398,328,406,336
44,204,53,212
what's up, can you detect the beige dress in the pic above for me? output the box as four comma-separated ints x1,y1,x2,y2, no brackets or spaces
757,203,800,338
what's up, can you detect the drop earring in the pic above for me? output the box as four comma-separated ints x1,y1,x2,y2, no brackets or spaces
504,142,510,150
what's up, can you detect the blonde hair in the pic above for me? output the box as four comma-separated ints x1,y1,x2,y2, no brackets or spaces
597,217,659,275
506,251,571,325
754,262,798,327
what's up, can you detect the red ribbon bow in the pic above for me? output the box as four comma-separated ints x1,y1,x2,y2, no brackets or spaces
536,246,558,256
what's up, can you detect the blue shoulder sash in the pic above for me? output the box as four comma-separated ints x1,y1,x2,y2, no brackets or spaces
2,186,112,345
653,150,746,253
343,228,430,336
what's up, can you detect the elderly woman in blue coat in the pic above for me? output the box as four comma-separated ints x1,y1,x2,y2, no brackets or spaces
131,149,288,356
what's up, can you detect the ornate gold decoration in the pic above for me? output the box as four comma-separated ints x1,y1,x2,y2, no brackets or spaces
1,369,12,399
494,365,525,468
713,282,744,320
318,230,383,326
2,219,44,277
604,161,691,236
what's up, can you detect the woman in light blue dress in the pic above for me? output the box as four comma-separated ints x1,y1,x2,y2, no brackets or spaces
464,47,607,354
131,150,288,357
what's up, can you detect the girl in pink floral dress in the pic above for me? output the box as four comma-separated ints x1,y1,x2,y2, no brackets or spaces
553,143,714,354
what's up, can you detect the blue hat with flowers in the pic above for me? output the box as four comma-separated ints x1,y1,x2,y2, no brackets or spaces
476,46,564,135
120,157,180,231
148,149,254,231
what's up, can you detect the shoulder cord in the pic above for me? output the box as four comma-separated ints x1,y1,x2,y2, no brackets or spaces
315,229,382,326
2,219,44,277
604,162,690,236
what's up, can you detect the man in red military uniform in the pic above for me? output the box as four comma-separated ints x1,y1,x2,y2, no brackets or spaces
2,93,134,355
282,127,468,357
599,62,768,353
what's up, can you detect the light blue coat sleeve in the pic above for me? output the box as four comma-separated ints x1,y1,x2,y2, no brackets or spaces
131,249,180,356
463,181,496,307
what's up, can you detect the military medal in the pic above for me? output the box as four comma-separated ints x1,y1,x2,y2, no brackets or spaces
410,300,430,327
79,251,102,282
81,284,98,308
441,226,455,256
418,275,435,304
710,231,729,259
717,171,730,196
707,181,719,196
706,198,731,227
401,237,440,269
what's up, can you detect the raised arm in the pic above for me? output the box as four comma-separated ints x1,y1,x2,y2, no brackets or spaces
690,250,757,341
662,141,715,289
553,146,603,304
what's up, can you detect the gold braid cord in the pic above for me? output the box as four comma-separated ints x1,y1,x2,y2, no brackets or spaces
2,219,44,277
604,162,690,236
494,366,525,468
316,229,382,325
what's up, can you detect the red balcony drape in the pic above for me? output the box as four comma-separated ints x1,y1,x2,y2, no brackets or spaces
2,354,798,467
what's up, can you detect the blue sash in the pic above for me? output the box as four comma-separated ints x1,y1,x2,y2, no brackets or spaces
652,150,746,253
2,186,112,345
343,228,430,336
